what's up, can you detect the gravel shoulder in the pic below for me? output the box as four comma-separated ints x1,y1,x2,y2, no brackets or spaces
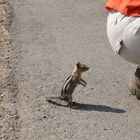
0,1,19,140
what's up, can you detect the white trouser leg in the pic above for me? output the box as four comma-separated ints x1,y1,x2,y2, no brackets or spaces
107,10,140,64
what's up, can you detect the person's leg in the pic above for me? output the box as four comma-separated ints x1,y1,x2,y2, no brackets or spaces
121,18,140,64
119,18,140,97
107,11,140,64
107,11,140,98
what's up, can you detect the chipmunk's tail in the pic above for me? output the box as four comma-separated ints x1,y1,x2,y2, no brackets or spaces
46,96,64,101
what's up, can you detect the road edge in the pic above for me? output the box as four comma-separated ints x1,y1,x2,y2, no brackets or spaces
0,0,20,140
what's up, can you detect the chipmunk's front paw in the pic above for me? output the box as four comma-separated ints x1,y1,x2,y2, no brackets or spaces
83,83,87,87
72,101,77,105
83,81,87,87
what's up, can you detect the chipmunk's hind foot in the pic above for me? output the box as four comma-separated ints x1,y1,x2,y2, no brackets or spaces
65,100,72,108
65,101,81,109
66,101,78,108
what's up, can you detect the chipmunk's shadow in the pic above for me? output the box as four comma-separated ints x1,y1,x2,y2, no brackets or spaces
47,100,126,113
73,102,126,113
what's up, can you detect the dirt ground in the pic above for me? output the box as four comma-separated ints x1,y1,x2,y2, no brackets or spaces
0,1,19,140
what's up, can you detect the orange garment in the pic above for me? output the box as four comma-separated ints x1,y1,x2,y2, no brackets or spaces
105,0,140,16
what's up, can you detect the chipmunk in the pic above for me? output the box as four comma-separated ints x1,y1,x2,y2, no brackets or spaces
47,62,89,107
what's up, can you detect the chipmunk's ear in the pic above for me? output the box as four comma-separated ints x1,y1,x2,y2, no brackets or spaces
76,62,80,68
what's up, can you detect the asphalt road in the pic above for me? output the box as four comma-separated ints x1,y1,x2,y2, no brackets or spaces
9,0,140,140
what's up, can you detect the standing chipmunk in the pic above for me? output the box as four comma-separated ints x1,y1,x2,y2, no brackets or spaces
47,62,89,107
